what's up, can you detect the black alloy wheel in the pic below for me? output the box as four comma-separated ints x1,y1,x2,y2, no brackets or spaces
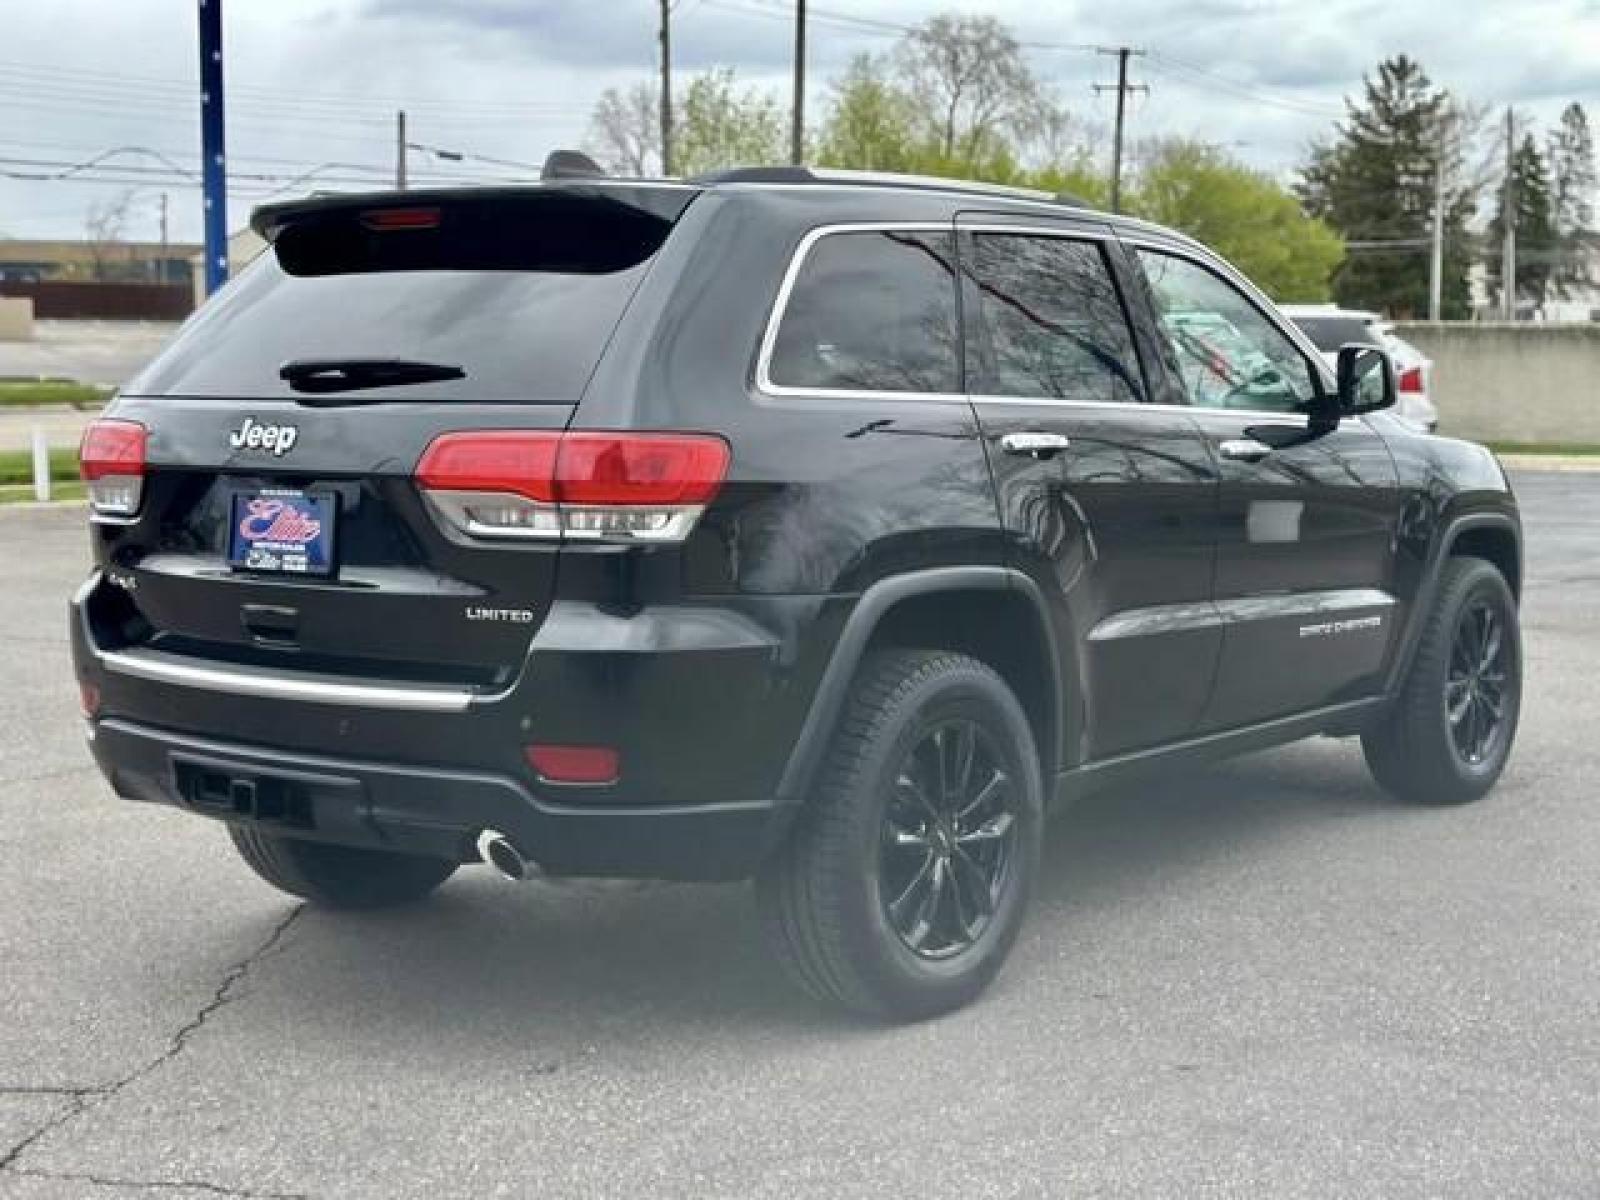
879,720,1018,961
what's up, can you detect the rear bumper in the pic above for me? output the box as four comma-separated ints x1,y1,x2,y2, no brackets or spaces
70,572,842,880
88,717,791,880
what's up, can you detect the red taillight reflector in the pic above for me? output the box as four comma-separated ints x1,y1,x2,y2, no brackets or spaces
78,419,146,481
360,206,441,231
1398,366,1424,393
78,681,101,719
525,744,620,785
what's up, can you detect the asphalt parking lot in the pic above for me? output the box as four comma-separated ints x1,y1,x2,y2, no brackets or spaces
1,472,1596,1199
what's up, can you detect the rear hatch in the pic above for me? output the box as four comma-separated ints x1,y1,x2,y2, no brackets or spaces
96,185,695,690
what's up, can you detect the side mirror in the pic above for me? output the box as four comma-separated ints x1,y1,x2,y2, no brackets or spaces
1334,343,1396,418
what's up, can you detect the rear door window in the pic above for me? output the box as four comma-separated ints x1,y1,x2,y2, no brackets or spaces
964,233,1144,404
127,191,683,404
766,230,960,395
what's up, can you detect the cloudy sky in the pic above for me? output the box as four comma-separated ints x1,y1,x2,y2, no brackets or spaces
2,0,1597,244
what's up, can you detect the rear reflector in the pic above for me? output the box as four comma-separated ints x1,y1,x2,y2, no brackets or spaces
415,430,730,543
79,419,147,518
525,744,620,785
1398,366,1424,393
78,681,101,719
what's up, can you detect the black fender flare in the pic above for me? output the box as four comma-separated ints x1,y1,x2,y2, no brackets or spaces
1383,509,1522,696
773,566,1063,808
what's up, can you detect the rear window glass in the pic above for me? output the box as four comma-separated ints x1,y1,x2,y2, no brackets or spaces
1289,315,1379,352
127,193,677,404
768,230,959,394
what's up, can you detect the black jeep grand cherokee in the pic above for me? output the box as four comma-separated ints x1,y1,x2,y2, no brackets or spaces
71,164,1522,1018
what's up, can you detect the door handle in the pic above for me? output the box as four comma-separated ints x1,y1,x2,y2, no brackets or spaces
1218,438,1273,463
999,431,1071,459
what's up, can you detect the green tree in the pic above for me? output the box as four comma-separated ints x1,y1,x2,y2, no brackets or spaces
1132,141,1343,300
671,69,786,177
815,54,920,173
1300,56,1475,318
1548,102,1596,298
1488,132,1558,311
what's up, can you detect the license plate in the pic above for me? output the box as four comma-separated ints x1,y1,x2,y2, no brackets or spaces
228,489,337,576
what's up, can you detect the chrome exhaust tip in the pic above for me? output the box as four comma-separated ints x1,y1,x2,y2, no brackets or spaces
476,828,538,882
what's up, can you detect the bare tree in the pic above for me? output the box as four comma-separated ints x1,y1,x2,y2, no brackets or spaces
896,14,1039,165
84,189,134,281
1017,89,1100,172
585,82,661,176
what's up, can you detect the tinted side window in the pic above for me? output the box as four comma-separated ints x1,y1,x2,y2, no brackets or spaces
1137,248,1319,414
967,234,1143,403
768,230,959,394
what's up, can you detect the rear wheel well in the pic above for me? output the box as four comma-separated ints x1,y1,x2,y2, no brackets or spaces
863,590,1059,778
1450,525,1521,600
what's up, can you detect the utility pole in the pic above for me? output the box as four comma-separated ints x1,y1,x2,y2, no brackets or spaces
1429,112,1449,322
790,0,807,165
1094,47,1147,214
659,0,674,176
1501,106,1516,320
395,110,408,190
158,192,169,284
197,0,227,297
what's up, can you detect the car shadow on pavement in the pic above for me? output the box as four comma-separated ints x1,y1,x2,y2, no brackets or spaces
263,741,1392,1042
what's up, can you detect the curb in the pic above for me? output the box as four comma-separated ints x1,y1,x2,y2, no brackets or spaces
1499,455,1600,473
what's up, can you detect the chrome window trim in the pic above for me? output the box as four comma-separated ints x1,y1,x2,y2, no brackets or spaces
754,221,964,403
752,219,1340,428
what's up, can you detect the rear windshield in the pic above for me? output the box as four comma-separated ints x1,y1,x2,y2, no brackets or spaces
1288,315,1380,352
127,192,683,404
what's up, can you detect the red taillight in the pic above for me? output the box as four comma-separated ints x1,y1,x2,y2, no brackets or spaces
1398,366,1425,393
78,681,101,719
78,419,146,518
556,433,730,507
414,430,730,543
526,744,620,785
416,432,561,502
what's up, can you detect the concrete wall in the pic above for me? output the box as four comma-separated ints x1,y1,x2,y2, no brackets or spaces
0,296,33,341
1394,322,1600,444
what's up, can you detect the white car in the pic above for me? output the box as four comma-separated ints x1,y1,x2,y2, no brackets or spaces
1280,304,1439,433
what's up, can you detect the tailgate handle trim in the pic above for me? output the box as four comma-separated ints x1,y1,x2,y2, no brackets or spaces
97,647,474,713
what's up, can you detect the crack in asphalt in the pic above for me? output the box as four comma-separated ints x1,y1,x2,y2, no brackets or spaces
0,904,307,1191
11,1165,310,1198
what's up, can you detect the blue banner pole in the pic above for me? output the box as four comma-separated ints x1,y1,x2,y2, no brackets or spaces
198,0,227,296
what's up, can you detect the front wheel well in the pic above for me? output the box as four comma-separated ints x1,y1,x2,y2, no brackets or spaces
863,589,1059,779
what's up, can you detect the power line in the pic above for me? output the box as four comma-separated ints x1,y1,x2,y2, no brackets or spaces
1143,52,1345,120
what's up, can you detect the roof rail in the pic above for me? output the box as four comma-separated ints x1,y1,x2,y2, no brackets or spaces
691,166,817,184
690,165,1098,211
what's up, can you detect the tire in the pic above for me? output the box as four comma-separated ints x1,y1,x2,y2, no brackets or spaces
757,649,1044,1020
228,826,458,909
1363,556,1522,805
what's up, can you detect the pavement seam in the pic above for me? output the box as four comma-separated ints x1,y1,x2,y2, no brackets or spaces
11,1165,309,1198
0,904,307,1188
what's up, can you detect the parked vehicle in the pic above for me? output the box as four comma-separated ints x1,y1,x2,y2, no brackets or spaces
1281,304,1439,432
71,161,1522,1019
